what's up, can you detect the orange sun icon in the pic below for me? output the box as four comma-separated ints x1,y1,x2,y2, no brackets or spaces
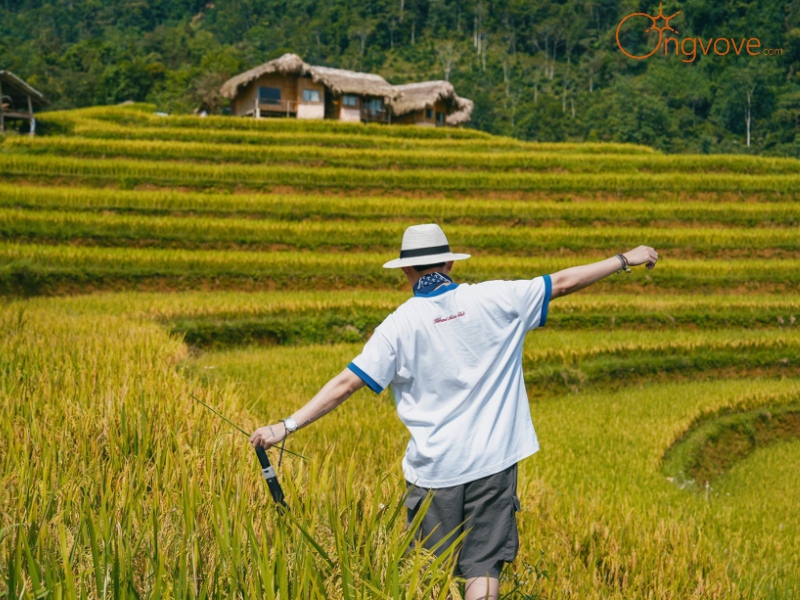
616,3,681,60
644,3,680,36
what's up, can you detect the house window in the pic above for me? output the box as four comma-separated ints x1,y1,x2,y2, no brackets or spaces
343,94,358,107
425,107,433,119
302,89,321,103
258,87,281,105
436,111,445,125
365,98,383,113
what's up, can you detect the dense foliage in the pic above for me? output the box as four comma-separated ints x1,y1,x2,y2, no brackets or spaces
1,0,799,155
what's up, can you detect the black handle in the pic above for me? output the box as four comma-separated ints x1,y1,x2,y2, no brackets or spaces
254,445,288,509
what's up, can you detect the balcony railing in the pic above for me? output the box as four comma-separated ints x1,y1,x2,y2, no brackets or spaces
361,108,390,124
255,99,297,117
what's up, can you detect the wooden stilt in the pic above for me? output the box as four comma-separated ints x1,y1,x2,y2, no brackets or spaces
28,94,34,136
0,79,5,135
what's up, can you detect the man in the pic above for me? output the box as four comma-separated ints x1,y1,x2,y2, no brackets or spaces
250,223,658,599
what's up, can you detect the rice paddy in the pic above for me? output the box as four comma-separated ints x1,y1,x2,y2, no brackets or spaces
1,103,798,598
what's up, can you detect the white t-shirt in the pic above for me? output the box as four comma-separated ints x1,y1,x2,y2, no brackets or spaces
348,275,552,488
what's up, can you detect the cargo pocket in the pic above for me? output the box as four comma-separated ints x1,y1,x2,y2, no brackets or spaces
403,485,428,527
502,495,522,562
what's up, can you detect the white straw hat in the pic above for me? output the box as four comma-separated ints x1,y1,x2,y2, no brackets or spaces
383,224,471,269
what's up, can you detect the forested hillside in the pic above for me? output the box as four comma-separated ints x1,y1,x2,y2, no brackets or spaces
1,0,799,155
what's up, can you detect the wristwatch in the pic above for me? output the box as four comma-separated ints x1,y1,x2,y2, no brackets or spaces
282,416,298,434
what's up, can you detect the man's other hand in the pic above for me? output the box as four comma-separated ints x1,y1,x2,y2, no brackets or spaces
623,246,659,270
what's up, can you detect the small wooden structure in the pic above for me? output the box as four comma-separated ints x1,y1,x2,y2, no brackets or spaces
391,81,473,127
220,54,397,124
0,70,47,135
220,54,473,126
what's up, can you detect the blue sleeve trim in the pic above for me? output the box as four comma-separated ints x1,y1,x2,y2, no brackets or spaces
541,274,552,327
347,362,384,394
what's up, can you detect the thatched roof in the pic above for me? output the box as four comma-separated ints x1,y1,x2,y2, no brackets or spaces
309,65,396,98
390,80,473,125
0,70,48,106
220,54,308,99
390,80,460,116
220,53,396,100
446,96,474,126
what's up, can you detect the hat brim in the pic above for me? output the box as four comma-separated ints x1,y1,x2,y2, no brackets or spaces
383,252,471,269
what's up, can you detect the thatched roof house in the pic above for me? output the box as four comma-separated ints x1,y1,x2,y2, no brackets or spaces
390,80,473,127
221,53,397,122
0,70,47,134
220,53,472,126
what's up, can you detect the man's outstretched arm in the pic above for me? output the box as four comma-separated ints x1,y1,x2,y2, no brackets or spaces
550,246,658,299
249,367,366,449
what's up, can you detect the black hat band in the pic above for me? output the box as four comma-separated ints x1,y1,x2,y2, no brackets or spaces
399,244,451,259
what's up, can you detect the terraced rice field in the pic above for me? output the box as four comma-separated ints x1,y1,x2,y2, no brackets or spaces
1,103,798,599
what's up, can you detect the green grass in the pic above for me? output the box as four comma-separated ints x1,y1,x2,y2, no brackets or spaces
2,184,796,225
2,243,799,296
6,154,800,192
40,104,649,152
66,122,656,153
4,209,798,256
708,438,800,594
10,136,800,174
517,328,800,393
662,404,800,487
38,103,493,139
528,376,800,597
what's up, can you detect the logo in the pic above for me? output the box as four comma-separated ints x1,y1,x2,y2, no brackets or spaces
616,3,782,63
433,311,465,325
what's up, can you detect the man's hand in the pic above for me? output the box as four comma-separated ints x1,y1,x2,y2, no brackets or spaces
250,423,287,449
623,246,659,270
550,246,661,298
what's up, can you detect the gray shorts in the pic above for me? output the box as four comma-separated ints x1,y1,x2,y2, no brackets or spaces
404,463,520,579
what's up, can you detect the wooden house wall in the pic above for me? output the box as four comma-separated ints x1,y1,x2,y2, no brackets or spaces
332,93,361,122
298,77,325,100
434,99,449,125
392,98,450,126
232,73,326,118
324,93,340,120
296,77,325,119
340,106,361,122
391,110,419,125
232,73,297,116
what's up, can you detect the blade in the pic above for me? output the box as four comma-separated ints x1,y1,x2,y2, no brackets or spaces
189,394,309,460
190,394,251,437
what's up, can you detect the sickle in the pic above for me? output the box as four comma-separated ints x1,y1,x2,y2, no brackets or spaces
190,394,304,508
254,445,288,509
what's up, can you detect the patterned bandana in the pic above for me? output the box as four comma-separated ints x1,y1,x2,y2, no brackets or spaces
413,272,455,296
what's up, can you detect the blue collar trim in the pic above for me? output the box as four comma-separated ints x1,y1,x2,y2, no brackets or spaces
413,272,458,297
419,282,459,297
